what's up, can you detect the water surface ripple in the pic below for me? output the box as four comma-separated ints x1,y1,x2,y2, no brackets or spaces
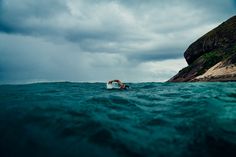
0,82,236,157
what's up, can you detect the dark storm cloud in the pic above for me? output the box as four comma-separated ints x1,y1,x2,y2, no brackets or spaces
0,0,235,35
0,0,68,34
0,0,235,51
0,0,235,83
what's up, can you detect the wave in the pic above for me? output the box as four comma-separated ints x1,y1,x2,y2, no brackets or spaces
0,82,236,157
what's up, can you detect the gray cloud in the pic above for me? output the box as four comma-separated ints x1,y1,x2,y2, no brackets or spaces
129,48,184,62
0,0,235,83
0,0,67,33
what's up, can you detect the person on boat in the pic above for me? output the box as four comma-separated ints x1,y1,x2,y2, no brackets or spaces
108,80,129,89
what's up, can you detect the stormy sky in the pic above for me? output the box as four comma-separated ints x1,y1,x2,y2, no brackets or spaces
0,0,235,84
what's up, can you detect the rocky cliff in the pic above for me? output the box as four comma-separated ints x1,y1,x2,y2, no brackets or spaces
168,16,236,82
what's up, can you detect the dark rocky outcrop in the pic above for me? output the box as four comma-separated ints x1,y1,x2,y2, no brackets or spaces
169,16,236,82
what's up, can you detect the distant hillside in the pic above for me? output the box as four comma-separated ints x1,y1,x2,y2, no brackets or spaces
168,16,236,82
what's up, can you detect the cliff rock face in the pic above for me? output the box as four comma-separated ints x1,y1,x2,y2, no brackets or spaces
169,16,236,82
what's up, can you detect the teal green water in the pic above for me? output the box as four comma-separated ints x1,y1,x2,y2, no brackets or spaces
0,82,236,157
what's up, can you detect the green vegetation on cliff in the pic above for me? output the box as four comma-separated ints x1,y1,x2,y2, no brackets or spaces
184,15,236,65
168,16,236,82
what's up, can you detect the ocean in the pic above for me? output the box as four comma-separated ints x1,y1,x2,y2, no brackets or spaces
0,82,236,157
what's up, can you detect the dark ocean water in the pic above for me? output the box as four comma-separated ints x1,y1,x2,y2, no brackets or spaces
0,82,236,157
